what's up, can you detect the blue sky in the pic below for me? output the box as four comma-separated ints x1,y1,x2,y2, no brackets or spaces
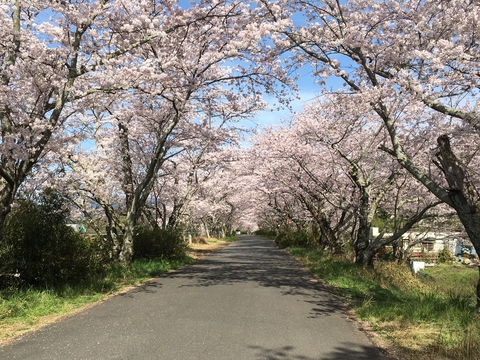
248,62,345,130
249,74,318,128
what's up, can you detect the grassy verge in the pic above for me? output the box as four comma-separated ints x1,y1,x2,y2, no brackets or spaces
288,247,480,360
224,234,238,242
0,255,194,344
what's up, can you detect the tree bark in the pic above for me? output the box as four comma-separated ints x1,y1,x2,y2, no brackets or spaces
355,247,376,267
118,211,136,265
355,185,372,265
298,194,341,252
433,134,480,311
477,266,480,313
118,122,135,211
202,220,210,238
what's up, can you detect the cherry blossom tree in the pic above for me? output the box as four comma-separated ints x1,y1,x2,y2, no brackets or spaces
259,0,480,306
103,0,293,264
245,124,347,250
1,0,293,264
0,0,188,239
296,97,445,265
56,91,266,263
144,121,244,234
245,99,443,264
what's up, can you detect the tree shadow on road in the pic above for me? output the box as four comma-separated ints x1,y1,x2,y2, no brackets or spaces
248,343,385,360
319,342,387,360
169,237,345,315
118,280,162,297
152,237,352,321
249,345,314,359
175,239,316,287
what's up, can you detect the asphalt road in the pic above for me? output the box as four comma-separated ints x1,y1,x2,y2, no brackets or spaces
0,236,386,360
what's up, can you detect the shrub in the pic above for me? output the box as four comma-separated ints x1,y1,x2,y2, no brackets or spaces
373,261,427,292
0,190,106,288
133,227,187,260
275,228,316,249
255,228,277,238
437,248,452,264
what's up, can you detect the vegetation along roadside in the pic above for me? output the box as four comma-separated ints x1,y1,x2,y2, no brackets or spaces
286,246,479,360
0,236,234,346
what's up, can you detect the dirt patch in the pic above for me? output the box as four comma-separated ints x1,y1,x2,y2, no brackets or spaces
187,240,231,259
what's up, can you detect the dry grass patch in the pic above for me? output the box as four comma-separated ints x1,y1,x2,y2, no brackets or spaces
370,321,441,359
187,237,231,259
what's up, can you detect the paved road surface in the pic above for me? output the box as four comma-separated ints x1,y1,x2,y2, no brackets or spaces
0,236,386,360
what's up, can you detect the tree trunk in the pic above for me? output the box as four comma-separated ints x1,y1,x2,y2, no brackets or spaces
434,135,480,311
118,212,136,266
447,191,480,313
298,194,341,253
202,220,210,238
355,228,373,266
355,247,376,267
477,266,480,313
118,123,134,211
161,203,167,230
355,186,372,266
168,201,183,230
105,225,121,260
0,204,9,245
318,214,341,253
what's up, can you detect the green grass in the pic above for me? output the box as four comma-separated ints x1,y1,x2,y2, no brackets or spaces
0,255,194,342
225,234,238,242
419,263,478,295
288,247,480,360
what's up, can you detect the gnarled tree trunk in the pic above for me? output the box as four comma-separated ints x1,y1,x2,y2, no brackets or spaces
435,135,480,312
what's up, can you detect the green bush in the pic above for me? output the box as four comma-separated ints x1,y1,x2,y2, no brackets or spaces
0,190,107,288
275,228,316,249
255,228,277,238
133,227,187,260
437,248,452,263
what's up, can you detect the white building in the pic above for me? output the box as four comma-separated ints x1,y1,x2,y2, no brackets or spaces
372,228,476,257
